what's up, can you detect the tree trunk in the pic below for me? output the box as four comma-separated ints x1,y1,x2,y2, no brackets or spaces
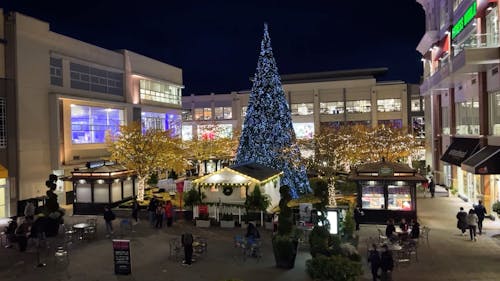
137,176,146,201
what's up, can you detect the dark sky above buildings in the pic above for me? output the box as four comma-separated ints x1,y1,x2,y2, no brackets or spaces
3,0,426,94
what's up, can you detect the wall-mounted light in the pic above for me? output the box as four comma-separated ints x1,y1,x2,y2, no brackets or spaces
421,58,426,62
487,6,493,11
445,31,450,35
78,179,86,184
97,179,105,184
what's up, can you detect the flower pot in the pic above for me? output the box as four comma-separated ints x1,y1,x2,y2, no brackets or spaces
196,219,210,228
272,236,299,269
220,220,235,228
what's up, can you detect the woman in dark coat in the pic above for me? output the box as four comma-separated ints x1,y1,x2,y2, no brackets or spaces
456,207,468,236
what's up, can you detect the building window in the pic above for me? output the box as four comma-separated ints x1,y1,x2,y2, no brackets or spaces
378,119,403,129
320,101,344,114
71,104,124,144
194,108,204,120
203,108,212,120
139,79,181,105
291,103,314,116
491,91,500,135
198,124,233,140
241,106,247,117
50,57,63,86
0,98,6,148
442,106,450,135
412,117,425,138
182,125,193,141
346,100,371,113
215,107,232,120
377,99,401,112
456,99,479,135
141,112,166,131
411,98,421,112
182,109,192,121
70,62,123,95
453,0,464,11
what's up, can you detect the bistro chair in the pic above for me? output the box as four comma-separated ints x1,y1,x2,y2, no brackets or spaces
421,226,430,246
63,224,76,245
377,229,388,244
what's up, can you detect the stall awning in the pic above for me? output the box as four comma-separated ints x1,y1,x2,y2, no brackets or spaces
461,146,500,174
0,164,8,178
441,138,480,166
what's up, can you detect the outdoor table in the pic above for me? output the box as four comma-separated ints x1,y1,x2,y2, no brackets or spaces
193,237,207,255
73,223,90,240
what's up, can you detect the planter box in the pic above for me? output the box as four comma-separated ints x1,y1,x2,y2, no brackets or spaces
220,220,235,228
196,219,210,228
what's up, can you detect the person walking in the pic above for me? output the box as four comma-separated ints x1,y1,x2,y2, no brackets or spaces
155,202,165,229
367,243,381,281
103,205,116,237
380,244,394,281
131,197,139,225
354,205,364,231
466,209,478,241
181,232,194,266
165,200,173,227
148,197,158,227
456,207,468,236
428,177,435,198
474,200,487,235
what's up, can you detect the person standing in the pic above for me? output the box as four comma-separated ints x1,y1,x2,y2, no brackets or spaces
428,177,435,198
367,244,381,281
131,197,139,225
103,205,116,237
466,209,478,241
456,207,468,236
155,202,164,229
380,244,394,281
165,200,173,227
148,197,157,227
181,232,194,266
410,219,420,239
474,200,487,235
354,205,364,231
24,200,35,220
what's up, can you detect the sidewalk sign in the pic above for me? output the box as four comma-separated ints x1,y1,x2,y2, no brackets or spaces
112,239,131,274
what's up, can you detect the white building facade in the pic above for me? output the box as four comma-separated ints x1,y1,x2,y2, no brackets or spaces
417,0,500,211
0,11,184,217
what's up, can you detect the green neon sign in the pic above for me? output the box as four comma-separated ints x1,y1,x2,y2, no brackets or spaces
452,1,477,39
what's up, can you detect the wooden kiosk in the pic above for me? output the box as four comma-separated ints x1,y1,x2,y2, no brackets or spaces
348,160,427,224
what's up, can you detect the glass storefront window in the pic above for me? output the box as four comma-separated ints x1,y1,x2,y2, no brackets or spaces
388,185,412,210
215,107,232,120
412,116,425,138
182,125,193,141
346,100,371,113
71,105,124,144
377,99,401,112
292,123,314,139
361,185,385,209
241,106,247,117
194,108,203,120
198,124,233,140
203,108,212,120
456,99,479,135
490,91,500,135
182,109,192,121
320,101,344,114
442,106,450,135
378,119,402,129
291,103,314,116
139,79,181,105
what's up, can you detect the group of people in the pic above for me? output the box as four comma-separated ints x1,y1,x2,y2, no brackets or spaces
385,218,420,242
456,200,487,241
3,216,34,252
147,197,174,229
368,243,394,281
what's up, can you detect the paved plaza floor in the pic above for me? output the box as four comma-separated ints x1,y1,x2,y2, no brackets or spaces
2,187,500,281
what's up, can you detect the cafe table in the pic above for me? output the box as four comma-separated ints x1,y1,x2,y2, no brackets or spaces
73,223,90,240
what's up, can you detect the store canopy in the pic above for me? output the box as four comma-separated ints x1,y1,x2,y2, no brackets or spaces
441,138,480,166
193,162,282,186
348,159,427,182
461,146,500,174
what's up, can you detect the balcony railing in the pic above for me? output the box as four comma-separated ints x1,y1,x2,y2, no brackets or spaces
453,33,500,57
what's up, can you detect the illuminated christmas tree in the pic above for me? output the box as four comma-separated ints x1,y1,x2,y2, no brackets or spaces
236,24,311,198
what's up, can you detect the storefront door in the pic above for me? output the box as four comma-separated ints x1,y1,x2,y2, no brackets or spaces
0,178,8,218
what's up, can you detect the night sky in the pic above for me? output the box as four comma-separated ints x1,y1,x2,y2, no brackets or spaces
3,0,426,95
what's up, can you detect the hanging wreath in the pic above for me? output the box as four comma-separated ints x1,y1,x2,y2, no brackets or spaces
223,187,233,196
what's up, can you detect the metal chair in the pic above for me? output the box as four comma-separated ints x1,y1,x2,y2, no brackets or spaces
421,226,430,246
84,218,97,240
63,225,76,245
377,229,388,244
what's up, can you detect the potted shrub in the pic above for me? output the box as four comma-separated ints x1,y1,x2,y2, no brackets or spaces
244,184,271,227
184,188,205,221
220,213,235,228
196,212,211,228
272,185,299,269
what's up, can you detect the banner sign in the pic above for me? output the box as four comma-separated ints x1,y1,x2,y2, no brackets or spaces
113,239,131,275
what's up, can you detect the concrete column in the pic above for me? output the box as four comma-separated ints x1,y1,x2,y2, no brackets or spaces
401,87,408,129
449,88,456,136
371,87,377,128
478,72,489,147
313,89,320,134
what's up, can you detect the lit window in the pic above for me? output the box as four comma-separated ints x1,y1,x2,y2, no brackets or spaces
182,109,193,121
198,124,233,140
182,125,193,141
361,185,384,209
388,185,412,210
71,105,124,144
203,108,212,120
292,123,314,139
346,100,371,113
490,91,500,135
411,117,425,138
377,99,401,112
378,119,403,129
411,98,421,112
70,62,123,95
320,102,344,114
194,108,204,120
215,107,232,120
141,112,180,135
291,103,313,116
139,79,181,105
442,106,450,135
456,99,479,135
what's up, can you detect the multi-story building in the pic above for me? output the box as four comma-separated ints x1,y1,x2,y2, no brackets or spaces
0,11,184,217
182,68,425,174
417,0,500,210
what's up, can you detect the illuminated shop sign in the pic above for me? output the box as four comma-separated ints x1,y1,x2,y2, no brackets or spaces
451,1,477,39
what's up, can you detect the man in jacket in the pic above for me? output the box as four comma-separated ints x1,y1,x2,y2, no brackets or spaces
474,200,487,235
380,244,394,281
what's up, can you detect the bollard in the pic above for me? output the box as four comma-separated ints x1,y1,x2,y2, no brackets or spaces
55,246,69,269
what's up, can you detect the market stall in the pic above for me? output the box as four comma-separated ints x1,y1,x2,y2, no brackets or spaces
348,159,426,224
68,161,137,215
